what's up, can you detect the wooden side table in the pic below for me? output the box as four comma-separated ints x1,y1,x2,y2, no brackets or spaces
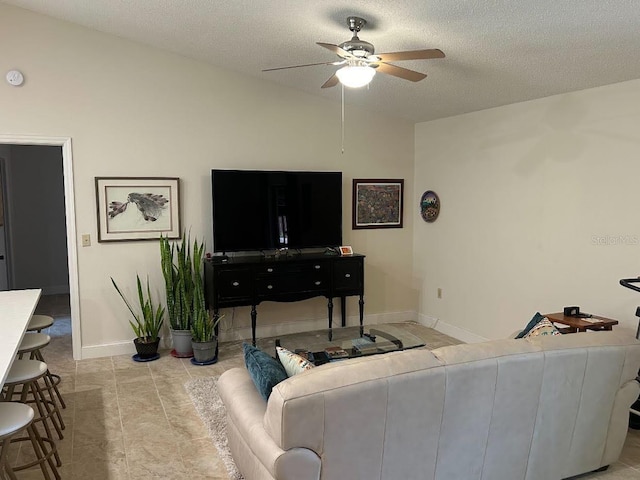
544,312,618,334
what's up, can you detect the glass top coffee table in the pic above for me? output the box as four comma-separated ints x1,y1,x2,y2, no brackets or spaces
276,324,425,365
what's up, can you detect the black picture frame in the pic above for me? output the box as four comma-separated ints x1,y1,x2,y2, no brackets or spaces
352,179,404,230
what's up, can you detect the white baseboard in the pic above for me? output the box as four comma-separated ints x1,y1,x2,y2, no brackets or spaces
218,310,417,343
81,340,136,359
79,311,419,358
418,314,438,328
418,314,488,344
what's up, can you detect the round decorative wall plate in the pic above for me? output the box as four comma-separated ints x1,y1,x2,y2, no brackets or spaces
420,190,440,223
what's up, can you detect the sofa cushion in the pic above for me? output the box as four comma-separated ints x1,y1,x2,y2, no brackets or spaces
243,343,288,401
276,346,315,376
523,317,560,337
515,312,545,338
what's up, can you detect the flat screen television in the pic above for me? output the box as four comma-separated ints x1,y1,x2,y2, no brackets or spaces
211,169,343,253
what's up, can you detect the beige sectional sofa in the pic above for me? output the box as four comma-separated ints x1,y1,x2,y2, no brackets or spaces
218,330,640,480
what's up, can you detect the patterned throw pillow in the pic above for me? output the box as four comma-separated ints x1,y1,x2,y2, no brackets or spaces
523,317,561,337
276,346,315,377
243,343,288,401
516,312,546,338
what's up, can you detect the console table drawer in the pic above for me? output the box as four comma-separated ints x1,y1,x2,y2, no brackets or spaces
256,273,328,296
216,268,252,300
256,261,328,276
333,259,363,291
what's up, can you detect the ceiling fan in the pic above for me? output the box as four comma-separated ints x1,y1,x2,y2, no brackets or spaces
263,16,445,89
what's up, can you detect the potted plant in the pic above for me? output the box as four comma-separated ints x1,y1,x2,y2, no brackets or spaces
111,275,165,360
160,232,198,357
189,238,223,363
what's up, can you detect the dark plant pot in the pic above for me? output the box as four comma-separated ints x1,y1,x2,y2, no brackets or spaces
134,337,160,359
170,329,193,357
192,338,218,364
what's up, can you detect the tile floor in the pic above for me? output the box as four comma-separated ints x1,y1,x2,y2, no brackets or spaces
7,294,640,479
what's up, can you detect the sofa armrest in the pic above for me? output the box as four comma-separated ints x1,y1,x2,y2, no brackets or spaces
218,368,321,480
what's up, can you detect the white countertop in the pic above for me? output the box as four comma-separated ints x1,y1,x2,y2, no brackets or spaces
0,289,41,387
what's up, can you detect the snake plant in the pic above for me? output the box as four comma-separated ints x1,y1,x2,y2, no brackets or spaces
160,232,196,331
189,238,223,342
160,232,217,338
111,275,164,342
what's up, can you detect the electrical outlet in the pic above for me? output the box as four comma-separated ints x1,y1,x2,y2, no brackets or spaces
81,234,91,247
437,288,442,299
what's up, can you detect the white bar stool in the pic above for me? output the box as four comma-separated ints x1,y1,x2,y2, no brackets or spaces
2,359,65,443
0,402,60,480
17,334,66,410
26,315,54,333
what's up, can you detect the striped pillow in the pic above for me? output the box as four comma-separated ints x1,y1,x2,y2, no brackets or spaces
524,317,561,337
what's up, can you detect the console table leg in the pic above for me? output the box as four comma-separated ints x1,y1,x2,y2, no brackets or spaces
340,297,346,327
327,298,334,341
251,306,257,346
359,295,365,337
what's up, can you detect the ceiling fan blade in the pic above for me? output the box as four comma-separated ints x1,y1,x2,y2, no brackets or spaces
263,61,341,72
376,63,427,82
321,74,340,89
376,49,445,62
317,42,353,58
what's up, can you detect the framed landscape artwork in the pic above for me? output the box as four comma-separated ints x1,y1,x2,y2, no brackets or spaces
352,179,404,229
95,177,180,242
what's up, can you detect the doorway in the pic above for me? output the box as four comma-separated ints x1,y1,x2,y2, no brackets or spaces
0,135,80,359
0,158,8,291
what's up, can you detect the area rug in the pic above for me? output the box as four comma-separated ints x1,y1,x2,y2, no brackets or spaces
185,376,244,480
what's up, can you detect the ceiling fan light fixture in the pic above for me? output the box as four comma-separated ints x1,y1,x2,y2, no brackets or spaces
335,65,376,88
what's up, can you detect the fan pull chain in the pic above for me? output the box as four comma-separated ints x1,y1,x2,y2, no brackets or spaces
341,84,345,154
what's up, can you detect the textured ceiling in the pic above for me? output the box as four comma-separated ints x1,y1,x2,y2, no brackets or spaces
3,0,640,122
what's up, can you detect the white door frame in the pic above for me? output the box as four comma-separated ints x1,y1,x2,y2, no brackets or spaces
0,134,81,360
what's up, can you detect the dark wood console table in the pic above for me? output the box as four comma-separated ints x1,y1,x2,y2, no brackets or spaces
204,253,365,346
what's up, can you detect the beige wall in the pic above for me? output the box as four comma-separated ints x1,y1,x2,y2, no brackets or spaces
414,79,640,341
0,5,417,357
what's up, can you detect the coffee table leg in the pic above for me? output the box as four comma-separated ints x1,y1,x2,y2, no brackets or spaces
327,298,334,341
359,294,365,337
251,305,257,346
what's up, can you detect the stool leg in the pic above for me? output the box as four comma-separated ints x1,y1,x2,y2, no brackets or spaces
34,351,66,410
9,426,60,480
26,425,55,480
42,371,66,410
0,437,17,480
34,380,64,440
22,384,62,467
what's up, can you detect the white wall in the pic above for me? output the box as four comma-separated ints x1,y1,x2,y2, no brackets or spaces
0,5,417,357
414,79,640,341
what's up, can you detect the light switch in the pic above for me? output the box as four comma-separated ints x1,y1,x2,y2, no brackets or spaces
81,234,91,247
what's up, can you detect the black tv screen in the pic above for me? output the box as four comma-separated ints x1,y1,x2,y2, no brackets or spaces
211,170,343,252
